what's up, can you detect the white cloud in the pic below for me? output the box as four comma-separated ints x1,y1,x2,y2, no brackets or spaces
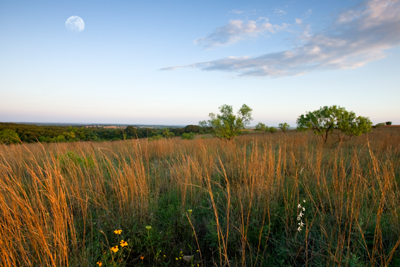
229,9,244,14
274,8,287,15
193,19,289,49
302,9,312,17
163,0,400,78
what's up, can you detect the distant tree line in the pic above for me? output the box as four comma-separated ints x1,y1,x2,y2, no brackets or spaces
0,104,376,145
0,123,212,144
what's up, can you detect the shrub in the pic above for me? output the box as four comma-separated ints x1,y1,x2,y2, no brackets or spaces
182,132,195,140
148,135,163,141
374,123,385,128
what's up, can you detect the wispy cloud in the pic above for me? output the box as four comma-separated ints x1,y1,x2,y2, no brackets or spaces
274,8,287,15
162,0,400,78
229,9,244,14
193,19,289,49
302,9,312,17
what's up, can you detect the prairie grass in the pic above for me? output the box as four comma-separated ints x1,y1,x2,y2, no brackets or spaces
0,128,399,266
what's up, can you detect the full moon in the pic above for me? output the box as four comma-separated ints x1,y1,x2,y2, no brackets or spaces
65,16,85,32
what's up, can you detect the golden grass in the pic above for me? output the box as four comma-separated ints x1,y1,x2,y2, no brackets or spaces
0,128,399,266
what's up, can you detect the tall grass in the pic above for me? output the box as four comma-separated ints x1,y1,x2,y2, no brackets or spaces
0,128,399,266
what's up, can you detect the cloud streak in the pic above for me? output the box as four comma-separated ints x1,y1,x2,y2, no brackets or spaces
274,8,287,15
229,9,244,14
163,0,400,78
193,19,288,49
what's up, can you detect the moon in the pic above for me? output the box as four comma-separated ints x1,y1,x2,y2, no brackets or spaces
65,16,85,32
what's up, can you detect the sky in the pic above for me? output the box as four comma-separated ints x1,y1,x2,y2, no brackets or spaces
1,0,399,126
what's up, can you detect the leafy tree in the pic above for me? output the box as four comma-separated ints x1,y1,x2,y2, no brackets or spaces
54,135,66,143
0,129,19,144
184,125,201,133
199,104,253,141
125,126,137,138
269,127,277,134
254,122,267,132
63,131,76,141
296,105,372,144
386,121,392,125
181,132,195,140
278,122,290,133
162,128,175,138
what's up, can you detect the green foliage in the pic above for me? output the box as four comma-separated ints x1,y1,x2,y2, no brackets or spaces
148,135,164,141
59,151,94,169
278,122,290,133
269,127,277,134
0,123,214,144
162,128,175,139
199,104,253,141
296,105,372,143
254,122,267,132
125,126,140,139
0,129,19,144
386,121,392,125
181,132,195,140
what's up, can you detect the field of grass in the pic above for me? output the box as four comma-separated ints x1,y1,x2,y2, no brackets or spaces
0,128,399,266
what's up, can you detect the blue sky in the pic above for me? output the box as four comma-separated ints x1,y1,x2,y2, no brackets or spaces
1,0,399,126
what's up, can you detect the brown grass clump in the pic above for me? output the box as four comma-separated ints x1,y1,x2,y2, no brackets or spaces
0,128,399,266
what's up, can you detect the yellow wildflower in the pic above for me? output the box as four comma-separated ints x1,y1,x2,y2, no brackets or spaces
146,225,152,230
96,261,102,266
114,229,122,235
120,240,128,247
188,209,192,213
110,246,119,253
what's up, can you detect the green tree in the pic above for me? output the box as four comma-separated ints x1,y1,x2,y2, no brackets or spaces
181,132,195,140
199,104,253,141
254,122,267,132
54,135,66,143
162,128,175,138
278,122,290,133
125,126,142,139
269,127,277,134
63,131,76,141
296,105,372,144
0,129,19,144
